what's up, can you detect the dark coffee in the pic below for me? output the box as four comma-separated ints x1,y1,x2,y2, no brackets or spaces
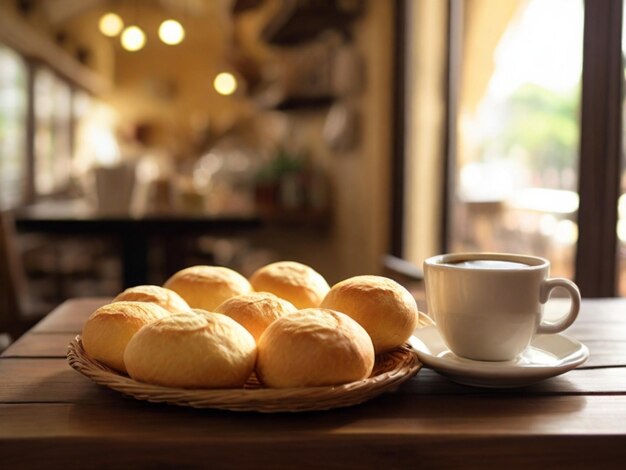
448,260,530,270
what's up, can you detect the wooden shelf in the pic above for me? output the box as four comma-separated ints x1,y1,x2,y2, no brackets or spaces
261,0,364,46
253,87,335,111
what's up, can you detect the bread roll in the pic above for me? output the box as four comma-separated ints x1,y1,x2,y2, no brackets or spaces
321,275,419,353
163,265,252,311
113,285,190,314
249,261,330,309
214,292,297,341
124,311,257,388
257,308,374,388
81,301,170,373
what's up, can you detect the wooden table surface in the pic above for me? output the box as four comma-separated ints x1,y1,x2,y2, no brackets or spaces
2,297,626,468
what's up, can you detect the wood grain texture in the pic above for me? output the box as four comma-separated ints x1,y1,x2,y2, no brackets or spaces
0,395,625,441
1,332,77,358
577,339,626,368
1,358,625,408
405,367,626,395
30,297,110,333
0,359,120,404
2,397,626,468
2,297,626,467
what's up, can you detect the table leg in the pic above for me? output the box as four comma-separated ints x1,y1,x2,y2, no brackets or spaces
121,232,148,288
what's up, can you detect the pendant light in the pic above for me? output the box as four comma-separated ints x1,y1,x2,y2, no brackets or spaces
213,72,238,96
121,25,146,52
159,19,185,45
99,13,124,37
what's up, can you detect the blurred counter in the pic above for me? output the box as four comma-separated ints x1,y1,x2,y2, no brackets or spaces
14,199,262,287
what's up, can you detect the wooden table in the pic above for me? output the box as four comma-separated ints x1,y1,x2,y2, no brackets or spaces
14,200,262,287
2,298,626,468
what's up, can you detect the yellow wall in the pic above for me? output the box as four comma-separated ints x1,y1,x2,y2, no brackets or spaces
404,0,448,267
339,0,394,277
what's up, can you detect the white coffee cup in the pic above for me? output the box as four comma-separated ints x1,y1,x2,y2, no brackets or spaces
423,253,581,361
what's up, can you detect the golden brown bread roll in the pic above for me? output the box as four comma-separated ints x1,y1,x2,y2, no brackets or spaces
81,301,170,373
113,285,190,314
256,308,374,388
163,265,252,311
214,292,297,341
124,311,257,388
249,261,330,309
320,275,419,353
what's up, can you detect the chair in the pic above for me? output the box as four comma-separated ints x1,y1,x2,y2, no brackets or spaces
0,210,53,340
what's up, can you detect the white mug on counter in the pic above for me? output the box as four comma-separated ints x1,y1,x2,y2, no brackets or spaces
423,253,581,361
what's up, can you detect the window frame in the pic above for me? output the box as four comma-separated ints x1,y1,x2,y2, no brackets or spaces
575,0,623,297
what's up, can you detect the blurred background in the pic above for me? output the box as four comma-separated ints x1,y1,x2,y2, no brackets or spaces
1,0,626,341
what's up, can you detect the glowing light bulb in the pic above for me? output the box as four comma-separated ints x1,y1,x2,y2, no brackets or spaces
121,26,146,52
159,19,185,45
213,72,237,96
99,13,124,37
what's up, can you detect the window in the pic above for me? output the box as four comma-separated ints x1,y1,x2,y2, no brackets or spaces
397,0,623,297
0,44,27,209
449,0,583,280
33,67,73,196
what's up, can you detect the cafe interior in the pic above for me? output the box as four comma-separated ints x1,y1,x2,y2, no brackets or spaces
0,0,626,338
1,0,623,343
0,0,611,355
0,0,386,342
0,0,384,339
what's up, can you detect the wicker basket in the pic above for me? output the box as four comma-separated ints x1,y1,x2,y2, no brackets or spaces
67,337,421,412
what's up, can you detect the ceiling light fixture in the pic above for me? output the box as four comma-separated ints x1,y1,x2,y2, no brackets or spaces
121,25,146,52
213,72,238,96
159,19,185,45
99,13,124,37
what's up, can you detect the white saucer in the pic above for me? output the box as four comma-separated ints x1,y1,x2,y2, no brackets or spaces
410,326,589,388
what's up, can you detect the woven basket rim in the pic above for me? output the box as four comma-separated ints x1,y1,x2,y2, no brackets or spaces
67,335,422,412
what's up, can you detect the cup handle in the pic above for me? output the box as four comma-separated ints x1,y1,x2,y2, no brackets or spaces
537,278,581,335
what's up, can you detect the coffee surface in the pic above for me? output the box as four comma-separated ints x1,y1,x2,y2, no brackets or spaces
448,260,530,270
